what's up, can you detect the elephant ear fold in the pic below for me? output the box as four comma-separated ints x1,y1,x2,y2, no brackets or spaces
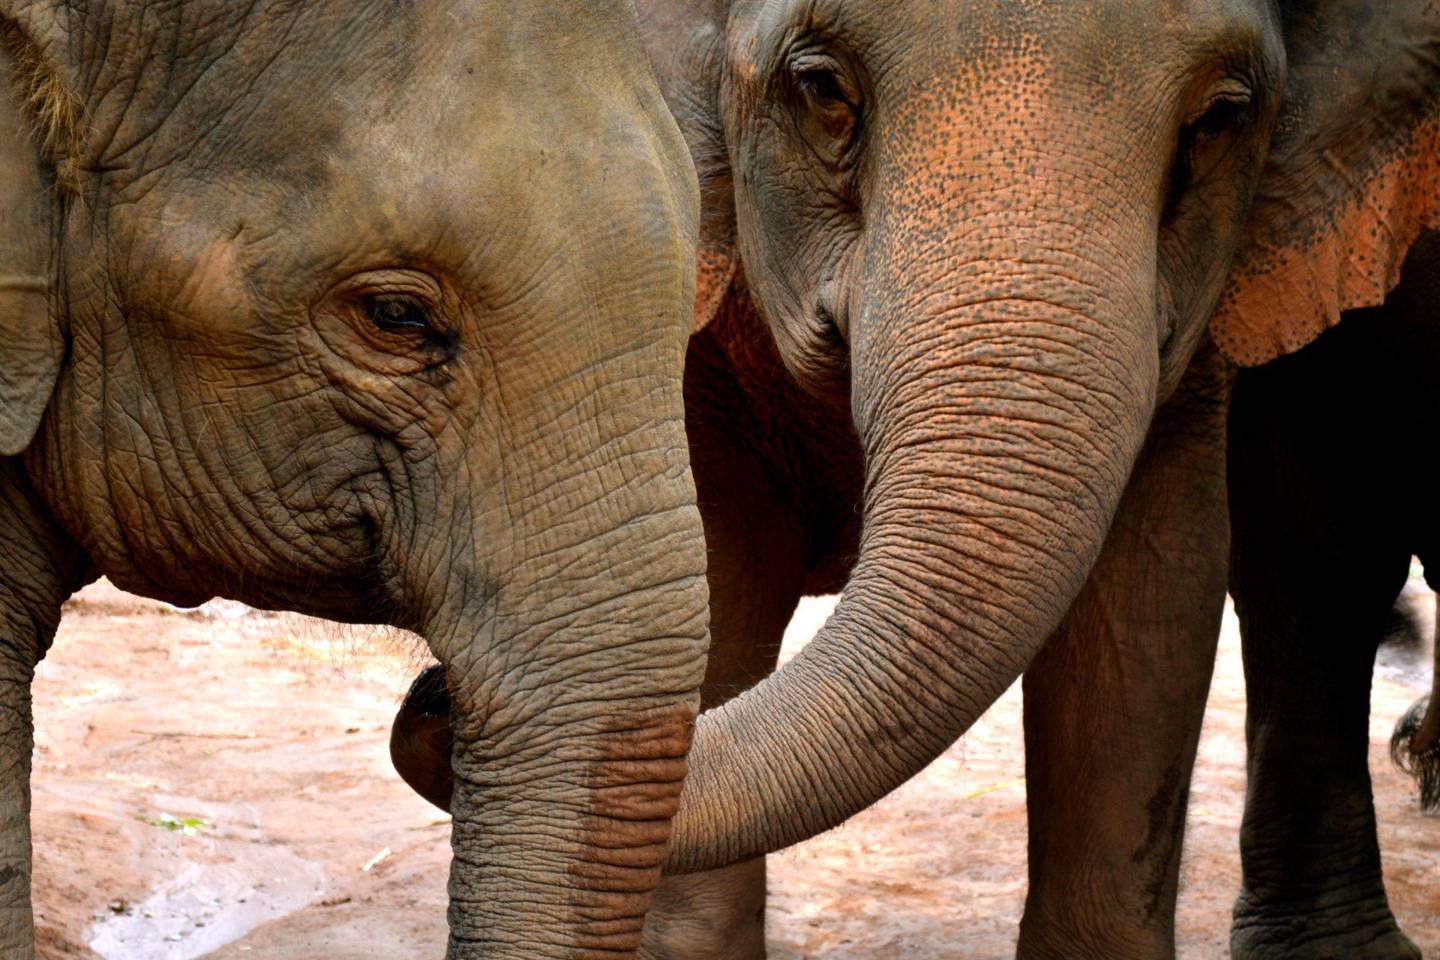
635,0,738,335
0,18,71,456
1210,0,1440,367
694,230,743,336
691,212,737,335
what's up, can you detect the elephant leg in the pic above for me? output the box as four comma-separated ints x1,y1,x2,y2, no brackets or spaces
641,338,811,960
1227,346,1417,960
643,864,769,960
0,462,84,960
1017,343,1231,960
0,637,38,960
1390,563,1440,812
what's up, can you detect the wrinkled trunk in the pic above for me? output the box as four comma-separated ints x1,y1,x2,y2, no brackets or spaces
416,351,710,957
394,205,1172,882
664,144,1166,870
435,553,708,958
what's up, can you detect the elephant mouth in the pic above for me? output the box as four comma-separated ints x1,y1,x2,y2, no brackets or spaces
405,664,452,718
391,665,455,811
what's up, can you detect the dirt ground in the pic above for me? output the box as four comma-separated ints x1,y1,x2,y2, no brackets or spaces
29,577,1439,959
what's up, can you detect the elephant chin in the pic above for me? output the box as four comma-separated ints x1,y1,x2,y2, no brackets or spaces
390,665,455,812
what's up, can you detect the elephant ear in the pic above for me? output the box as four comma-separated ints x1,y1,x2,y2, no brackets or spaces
0,14,71,456
1210,0,1440,366
635,0,737,335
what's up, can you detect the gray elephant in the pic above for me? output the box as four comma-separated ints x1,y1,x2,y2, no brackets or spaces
395,0,1439,956
0,2,711,958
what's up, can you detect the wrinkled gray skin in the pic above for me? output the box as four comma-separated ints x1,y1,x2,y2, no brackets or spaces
0,3,709,958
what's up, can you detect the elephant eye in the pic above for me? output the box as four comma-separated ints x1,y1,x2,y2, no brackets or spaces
1168,85,1255,208
364,294,433,333
1186,91,1252,143
799,69,858,140
790,54,863,165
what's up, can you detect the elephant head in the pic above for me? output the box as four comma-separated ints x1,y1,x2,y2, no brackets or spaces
391,0,1440,877
0,2,709,956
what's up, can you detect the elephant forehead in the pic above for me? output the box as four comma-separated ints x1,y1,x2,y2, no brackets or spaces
87,1,692,307
91,1,668,196
735,0,1273,79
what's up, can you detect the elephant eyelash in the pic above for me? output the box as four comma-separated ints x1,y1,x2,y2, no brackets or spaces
1166,86,1255,212
327,270,457,361
366,298,460,360
1182,75,1256,142
786,51,865,167
364,294,434,333
1186,93,1253,143
798,71,861,143
796,67,857,109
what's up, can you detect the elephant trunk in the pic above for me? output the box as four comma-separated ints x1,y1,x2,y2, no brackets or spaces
406,329,709,956
432,512,708,957
663,164,1163,870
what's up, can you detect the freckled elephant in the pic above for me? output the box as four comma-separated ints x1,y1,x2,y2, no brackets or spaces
0,3,710,958
394,0,1440,956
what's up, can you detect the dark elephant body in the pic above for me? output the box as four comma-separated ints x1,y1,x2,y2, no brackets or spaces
1228,233,1440,960
0,3,713,958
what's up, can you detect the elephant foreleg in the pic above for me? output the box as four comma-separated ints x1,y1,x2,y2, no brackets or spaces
1390,571,1440,811
0,640,37,960
1017,342,1231,960
0,460,84,960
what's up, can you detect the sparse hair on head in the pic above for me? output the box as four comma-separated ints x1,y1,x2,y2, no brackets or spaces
2,19,86,193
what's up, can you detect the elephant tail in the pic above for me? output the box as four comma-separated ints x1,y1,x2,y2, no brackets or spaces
1390,597,1440,812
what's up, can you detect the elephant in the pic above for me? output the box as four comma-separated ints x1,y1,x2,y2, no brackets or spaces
392,0,1440,956
1392,592,1439,810
1228,249,1440,960
0,2,714,958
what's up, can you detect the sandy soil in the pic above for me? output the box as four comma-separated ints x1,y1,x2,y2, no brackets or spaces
29,578,1438,959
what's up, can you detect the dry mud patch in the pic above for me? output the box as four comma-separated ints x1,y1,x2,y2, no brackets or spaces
29,581,1438,958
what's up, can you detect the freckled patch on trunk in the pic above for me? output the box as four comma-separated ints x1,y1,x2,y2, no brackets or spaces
565,702,698,955
1213,111,1440,366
